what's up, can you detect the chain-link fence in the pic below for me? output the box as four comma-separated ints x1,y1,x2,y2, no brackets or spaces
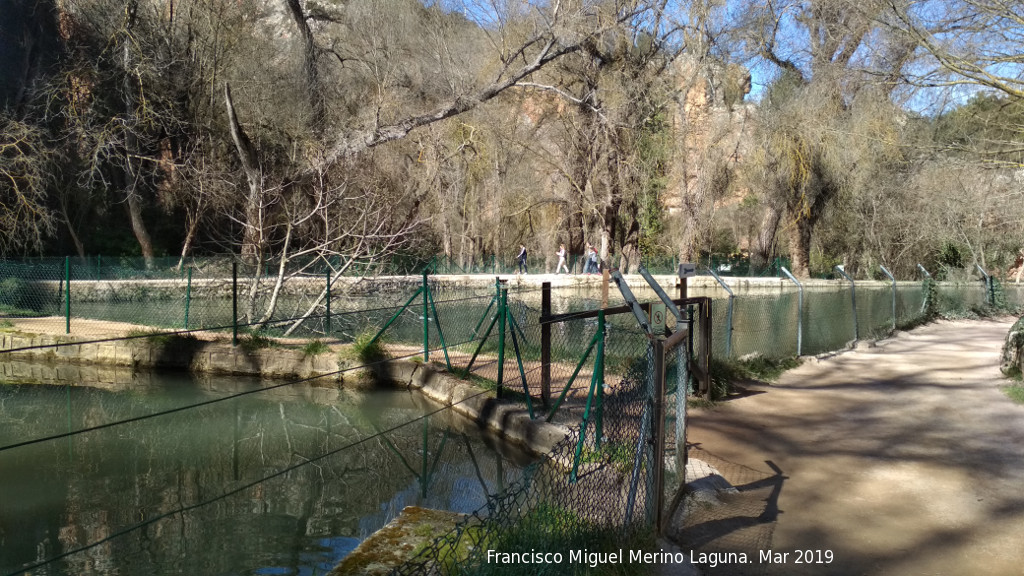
4,256,1022,576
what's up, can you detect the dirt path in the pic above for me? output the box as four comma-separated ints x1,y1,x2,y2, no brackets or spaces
683,317,1024,576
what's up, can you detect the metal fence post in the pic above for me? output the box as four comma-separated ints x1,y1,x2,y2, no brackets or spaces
325,269,332,337
707,268,734,357
652,337,667,533
976,264,992,307
595,310,605,447
232,261,238,346
64,256,70,334
497,287,507,398
781,267,803,356
184,266,192,329
835,265,858,342
541,282,551,409
880,265,896,332
422,271,429,362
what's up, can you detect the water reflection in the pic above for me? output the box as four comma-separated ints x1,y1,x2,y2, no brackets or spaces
0,366,533,576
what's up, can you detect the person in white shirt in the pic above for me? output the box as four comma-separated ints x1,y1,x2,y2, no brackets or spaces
556,244,569,274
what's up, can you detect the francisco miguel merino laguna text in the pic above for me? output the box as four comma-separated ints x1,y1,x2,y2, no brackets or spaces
486,548,746,568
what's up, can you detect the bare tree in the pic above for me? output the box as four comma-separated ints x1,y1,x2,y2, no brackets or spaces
887,0,1024,100
0,115,55,254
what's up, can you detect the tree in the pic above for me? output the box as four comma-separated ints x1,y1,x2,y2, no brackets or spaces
0,115,55,254
739,0,914,276
888,0,1024,100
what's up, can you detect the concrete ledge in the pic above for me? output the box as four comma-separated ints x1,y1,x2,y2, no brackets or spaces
410,364,569,457
0,331,347,384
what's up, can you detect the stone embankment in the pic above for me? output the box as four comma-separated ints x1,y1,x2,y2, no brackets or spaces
0,331,350,382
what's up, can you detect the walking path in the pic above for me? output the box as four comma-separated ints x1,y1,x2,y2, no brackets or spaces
682,317,1024,575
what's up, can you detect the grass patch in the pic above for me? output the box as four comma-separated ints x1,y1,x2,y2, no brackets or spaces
706,355,801,400
1004,384,1024,404
126,329,180,346
301,339,330,357
239,330,278,352
351,330,389,364
579,441,635,474
448,503,655,576
0,319,15,331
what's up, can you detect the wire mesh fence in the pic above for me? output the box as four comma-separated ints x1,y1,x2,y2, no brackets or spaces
3,256,1023,576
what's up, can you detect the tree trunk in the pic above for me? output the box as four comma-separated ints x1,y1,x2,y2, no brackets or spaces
125,191,155,267
225,84,266,263
283,0,326,134
121,1,154,269
789,216,814,278
751,204,781,271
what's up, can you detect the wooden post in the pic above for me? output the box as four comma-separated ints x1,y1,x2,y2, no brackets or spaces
652,337,667,533
541,282,551,409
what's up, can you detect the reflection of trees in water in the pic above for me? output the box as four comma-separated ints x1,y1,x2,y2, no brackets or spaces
0,376,532,576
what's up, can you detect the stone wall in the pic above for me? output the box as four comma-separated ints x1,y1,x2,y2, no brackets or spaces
1001,316,1024,377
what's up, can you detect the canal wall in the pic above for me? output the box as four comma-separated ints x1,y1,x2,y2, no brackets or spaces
0,331,350,383
409,364,569,456
12,273,929,303
0,329,567,455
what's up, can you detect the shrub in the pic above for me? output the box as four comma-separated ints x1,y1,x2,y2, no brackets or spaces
351,330,388,364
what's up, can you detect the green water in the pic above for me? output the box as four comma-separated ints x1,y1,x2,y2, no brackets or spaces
0,366,533,576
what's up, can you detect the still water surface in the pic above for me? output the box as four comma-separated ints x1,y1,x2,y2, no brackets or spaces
0,366,533,576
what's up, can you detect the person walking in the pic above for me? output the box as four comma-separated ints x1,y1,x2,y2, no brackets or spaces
587,245,599,275
516,244,528,274
556,244,569,274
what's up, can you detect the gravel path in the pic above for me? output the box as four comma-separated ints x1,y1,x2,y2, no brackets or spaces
684,317,1024,576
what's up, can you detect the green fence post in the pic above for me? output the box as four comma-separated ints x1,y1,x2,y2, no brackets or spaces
497,287,507,399
184,266,192,329
325,269,332,337
64,256,70,334
232,261,238,346
422,271,429,362
368,288,423,347
427,287,453,371
595,310,605,447
96,254,101,280
541,282,551,409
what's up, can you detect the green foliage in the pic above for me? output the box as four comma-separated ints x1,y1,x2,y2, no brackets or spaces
922,277,939,319
0,319,14,330
934,93,1024,164
936,242,966,274
302,339,330,357
1004,384,1024,404
636,111,672,260
452,504,655,576
352,330,389,364
0,277,36,316
708,355,801,399
579,441,635,475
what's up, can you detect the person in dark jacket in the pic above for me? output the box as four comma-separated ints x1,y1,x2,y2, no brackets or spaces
516,244,528,274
